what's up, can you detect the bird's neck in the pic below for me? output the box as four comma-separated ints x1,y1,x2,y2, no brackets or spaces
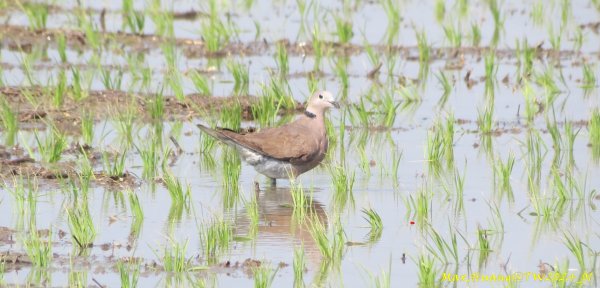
304,110,317,118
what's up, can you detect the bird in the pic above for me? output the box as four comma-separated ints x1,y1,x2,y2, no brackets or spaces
197,90,339,185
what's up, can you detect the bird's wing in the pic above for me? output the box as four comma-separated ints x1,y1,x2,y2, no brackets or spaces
197,123,320,164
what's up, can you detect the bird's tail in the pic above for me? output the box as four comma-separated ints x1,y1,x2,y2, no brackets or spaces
197,124,241,149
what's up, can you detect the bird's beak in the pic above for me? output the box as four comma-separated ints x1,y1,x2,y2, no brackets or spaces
330,101,340,109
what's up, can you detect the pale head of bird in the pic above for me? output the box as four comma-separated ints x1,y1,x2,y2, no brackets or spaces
306,90,339,115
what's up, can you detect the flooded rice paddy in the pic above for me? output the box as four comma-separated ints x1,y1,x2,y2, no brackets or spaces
0,0,599,287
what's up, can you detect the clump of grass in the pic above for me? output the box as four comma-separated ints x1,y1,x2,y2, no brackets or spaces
162,240,193,272
381,0,400,45
188,70,212,96
426,225,459,265
245,194,259,238
443,22,462,48
493,153,515,202
227,61,249,96
19,2,48,30
57,33,67,63
404,184,432,226
361,208,383,243
253,265,278,288
66,202,96,249
23,230,52,267
201,0,233,53
563,233,586,272
581,63,597,89
331,165,355,211
53,70,67,107
477,227,491,266
426,115,455,174
275,42,289,79
308,216,345,263
417,255,439,287
81,113,94,145
162,170,191,207
202,217,233,264
34,127,67,163
477,105,494,134
471,23,481,46
102,150,127,178
334,15,353,44
290,181,312,222
118,259,140,288
122,0,145,34
484,52,498,97
415,29,430,78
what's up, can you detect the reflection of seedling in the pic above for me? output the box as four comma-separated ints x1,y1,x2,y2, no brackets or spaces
308,216,345,263
563,233,587,272
66,202,96,249
361,208,383,242
188,70,212,96
227,61,249,96
382,0,400,45
118,259,140,288
293,246,305,288
253,265,278,288
202,217,233,264
334,15,353,44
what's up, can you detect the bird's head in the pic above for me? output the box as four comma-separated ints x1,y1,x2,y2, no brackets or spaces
306,90,339,116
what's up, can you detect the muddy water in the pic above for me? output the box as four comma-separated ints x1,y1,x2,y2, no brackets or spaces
1,0,600,287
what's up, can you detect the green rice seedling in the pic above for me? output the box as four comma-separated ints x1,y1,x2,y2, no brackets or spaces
118,259,140,288
484,52,497,98
435,0,445,22
253,265,278,288
470,23,481,46
202,217,233,263
591,110,600,159
443,22,462,48
122,0,145,34
415,29,430,77
0,260,4,285
102,150,127,178
66,202,96,249
293,246,305,288
201,0,232,53
76,11,100,50
536,68,560,105
162,170,191,207
331,165,355,211
221,149,241,209
477,227,491,267
381,0,400,45
188,70,212,96
245,194,259,238
417,255,438,287
546,115,562,155
100,68,123,91
70,67,88,101
127,189,143,220
275,42,289,79
435,71,451,107
333,56,350,96
137,139,161,179
0,97,18,145
162,240,192,272
168,70,185,102
523,130,547,191
311,22,323,71
493,153,515,202
564,121,579,167
398,84,423,112
426,116,454,175
81,112,94,145
487,0,503,28
390,149,402,187
148,88,165,120
573,26,584,51
563,233,586,272
291,181,311,222
334,15,353,44
379,89,400,127
20,52,37,86
551,167,569,201
54,69,67,107
23,229,52,267
581,63,596,89
57,33,67,63
219,101,242,131
251,82,284,127
34,127,66,163
308,216,345,263
148,0,174,37
426,225,459,265
521,80,537,123
404,185,432,226
361,208,383,243
531,0,544,26
477,105,494,134
548,24,562,52
227,61,249,96
115,107,137,146
365,257,391,288
19,2,48,30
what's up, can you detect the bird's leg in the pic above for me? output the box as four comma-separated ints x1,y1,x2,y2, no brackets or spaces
269,177,277,186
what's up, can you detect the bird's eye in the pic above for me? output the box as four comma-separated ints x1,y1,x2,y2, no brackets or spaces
319,94,323,99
